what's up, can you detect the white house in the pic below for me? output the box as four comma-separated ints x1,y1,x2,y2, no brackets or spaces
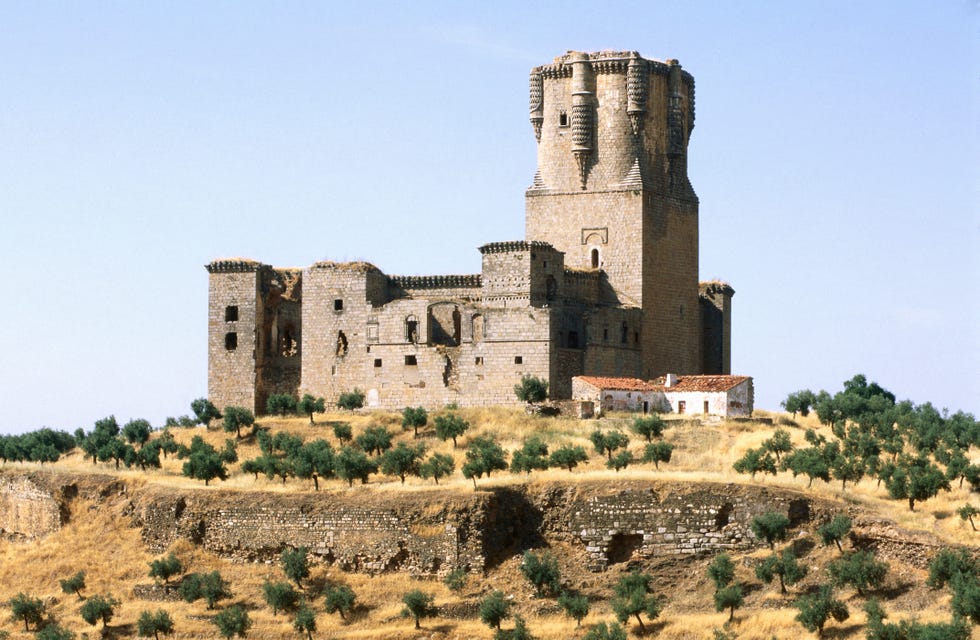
572,374,754,417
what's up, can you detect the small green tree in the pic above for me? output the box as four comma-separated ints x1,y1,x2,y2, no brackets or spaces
606,449,633,472
213,605,250,638
589,430,630,460
355,425,392,456
380,442,426,483
267,393,298,416
79,593,120,628
957,504,978,530
520,550,561,597
401,589,437,629
332,422,353,444
926,548,978,590
713,584,744,623
334,446,377,487
9,593,45,631
222,406,256,439
462,435,508,488
762,428,793,462
323,584,356,621
817,514,852,553
444,567,468,593
884,456,950,511
122,419,153,448
782,447,831,487
496,615,535,640
951,571,980,624
137,609,175,640
548,444,589,472
511,437,550,474
180,571,231,610
297,395,326,424
35,623,75,640
830,450,865,492
191,397,222,425
263,581,299,616
610,571,661,633
582,621,627,640
292,439,335,491
631,415,665,442
557,592,589,627
336,389,365,411
281,547,310,588
750,512,791,549
828,550,888,596
642,441,674,469
782,389,816,418
419,452,455,485
148,553,184,584
178,436,228,486
707,553,735,590
60,570,86,599
401,407,428,437
794,584,848,637
479,591,511,630
732,447,777,479
514,375,548,403
434,413,470,448
755,549,808,594
293,605,317,640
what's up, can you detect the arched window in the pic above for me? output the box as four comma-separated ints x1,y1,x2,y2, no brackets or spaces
336,331,348,356
472,314,484,344
405,315,418,343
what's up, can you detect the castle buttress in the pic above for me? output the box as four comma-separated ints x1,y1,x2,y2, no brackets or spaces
206,50,735,414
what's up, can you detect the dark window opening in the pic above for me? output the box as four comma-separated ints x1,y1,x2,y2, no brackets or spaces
715,503,733,529
568,331,579,348
405,355,418,366
559,111,568,126
406,315,418,343
336,331,348,356
334,299,344,311
678,400,686,414
546,275,557,301
606,533,644,565
374,358,382,368
475,357,484,365
225,306,239,322
603,328,609,342
703,400,710,414
591,248,599,268
634,331,639,344
514,356,523,365
621,322,628,344
224,332,237,350
542,261,547,269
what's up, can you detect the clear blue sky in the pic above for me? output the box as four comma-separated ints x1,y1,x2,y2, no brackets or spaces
1,1,977,434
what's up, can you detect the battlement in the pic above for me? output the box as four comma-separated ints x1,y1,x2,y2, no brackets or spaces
309,260,382,273
388,274,481,289
206,259,266,273
478,240,555,255
699,281,735,297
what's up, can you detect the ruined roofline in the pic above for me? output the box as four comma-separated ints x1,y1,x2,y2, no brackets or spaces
388,274,482,289
699,280,735,296
206,258,266,273
479,240,555,255
308,260,382,273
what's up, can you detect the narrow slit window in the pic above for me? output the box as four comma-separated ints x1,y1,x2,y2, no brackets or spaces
559,111,568,127
591,248,599,268
224,332,237,350
225,306,238,322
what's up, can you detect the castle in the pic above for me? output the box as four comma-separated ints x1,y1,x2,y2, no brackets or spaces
206,50,735,413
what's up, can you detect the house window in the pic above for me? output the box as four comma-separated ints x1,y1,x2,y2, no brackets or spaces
405,355,417,366
334,299,344,311
514,356,523,365
678,401,686,414
475,357,484,365
703,400,710,414
374,358,382,368
559,111,568,127
224,332,237,350
225,306,238,322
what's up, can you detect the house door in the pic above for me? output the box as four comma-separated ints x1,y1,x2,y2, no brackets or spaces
703,400,709,414
678,401,686,414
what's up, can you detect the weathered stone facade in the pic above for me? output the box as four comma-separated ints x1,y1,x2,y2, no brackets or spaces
207,50,736,413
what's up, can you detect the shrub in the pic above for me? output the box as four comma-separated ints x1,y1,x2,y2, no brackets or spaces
642,441,674,469
462,435,508,488
817,514,852,553
137,609,175,640
713,584,744,623
514,375,548,403
520,550,561,597
401,589,437,629
35,624,74,640
401,407,428,437
549,444,589,471
707,553,735,590
79,593,120,628
323,584,356,621
750,512,791,549
59,570,86,599
828,550,888,596
337,389,365,410
610,571,661,633
262,581,299,615
557,592,589,627
297,394,325,424
419,452,455,485
755,549,808,593
266,393,298,416
589,430,629,460
293,605,317,640
444,567,468,593
379,442,426,483
582,621,627,640
606,450,633,472
631,415,665,442
794,584,848,636
222,406,255,439
479,591,511,630
9,593,45,631
281,547,309,587
213,605,250,639
434,413,470,448
148,553,184,584
191,397,222,425
179,571,231,609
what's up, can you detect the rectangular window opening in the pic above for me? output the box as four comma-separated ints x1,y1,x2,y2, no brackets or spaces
225,305,238,322
404,355,418,366
334,299,344,311
475,357,484,365
514,356,523,365
224,332,238,351
374,358,382,368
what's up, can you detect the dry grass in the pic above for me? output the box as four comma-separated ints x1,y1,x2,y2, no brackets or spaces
1,408,977,638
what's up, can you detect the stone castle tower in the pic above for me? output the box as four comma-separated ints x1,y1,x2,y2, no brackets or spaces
205,50,735,414
526,51,712,379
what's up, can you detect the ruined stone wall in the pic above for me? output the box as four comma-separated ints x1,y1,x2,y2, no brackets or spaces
699,282,734,375
0,474,64,540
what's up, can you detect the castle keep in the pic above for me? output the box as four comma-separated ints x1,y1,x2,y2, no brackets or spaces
207,51,735,413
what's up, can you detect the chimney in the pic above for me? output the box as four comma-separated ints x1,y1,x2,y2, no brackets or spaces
665,373,677,387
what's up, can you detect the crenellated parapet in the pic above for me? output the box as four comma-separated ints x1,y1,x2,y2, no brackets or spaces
206,258,266,273
388,274,482,289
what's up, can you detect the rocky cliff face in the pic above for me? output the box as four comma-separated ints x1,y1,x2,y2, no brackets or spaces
0,470,948,576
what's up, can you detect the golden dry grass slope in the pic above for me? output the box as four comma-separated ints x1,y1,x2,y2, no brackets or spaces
0,408,977,639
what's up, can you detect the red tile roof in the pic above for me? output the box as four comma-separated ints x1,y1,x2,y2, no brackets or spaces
574,376,662,392
574,374,751,393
